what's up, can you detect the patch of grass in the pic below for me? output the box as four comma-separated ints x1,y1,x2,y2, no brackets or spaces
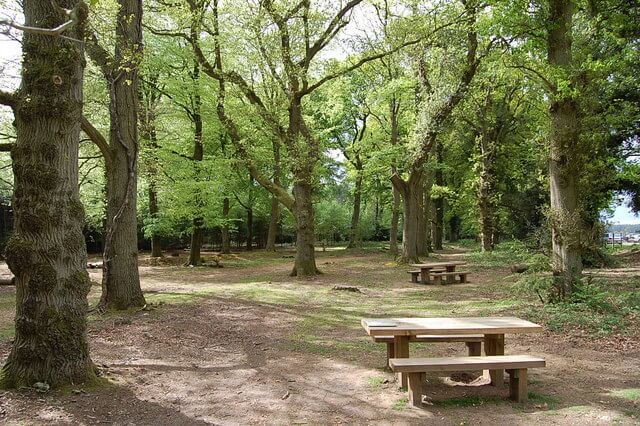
609,388,640,402
392,396,408,410
433,395,504,407
367,376,386,388
622,408,639,419
139,291,210,305
465,241,539,269
0,326,14,341
57,376,115,396
527,391,563,408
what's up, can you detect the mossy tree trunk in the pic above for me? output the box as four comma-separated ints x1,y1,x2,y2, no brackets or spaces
0,0,96,388
478,128,497,252
392,169,424,263
547,0,582,298
394,2,479,262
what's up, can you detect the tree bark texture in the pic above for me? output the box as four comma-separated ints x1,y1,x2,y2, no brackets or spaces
389,98,400,256
392,170,424,263
422,169,434,253
188,218,204,266
547,0,582,297
2,0,95,388
390,187,400,256
347,166,363,249
148,184,162,257
100,0,145,310
187,60,205,266
221,197,231,254
292,180,318,276
140,80,162,258
265,140,281,251
433,142,444,250
478,130,497,252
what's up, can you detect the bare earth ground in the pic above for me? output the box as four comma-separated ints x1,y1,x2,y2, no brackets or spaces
0,247,638,425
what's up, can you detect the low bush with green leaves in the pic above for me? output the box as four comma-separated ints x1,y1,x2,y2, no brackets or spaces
518,275,640,334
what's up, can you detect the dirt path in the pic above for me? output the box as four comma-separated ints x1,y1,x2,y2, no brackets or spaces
0,249,638,425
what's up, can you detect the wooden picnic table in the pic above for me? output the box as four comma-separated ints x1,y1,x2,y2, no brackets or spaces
362,317,544,387
410,261,467,284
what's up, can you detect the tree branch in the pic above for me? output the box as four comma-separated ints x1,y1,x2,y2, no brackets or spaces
0,1,86,39
213,0,294,212
0,89,16,108
85,32,113,78
80,115,112,167
302,37,421,95
303,0,363,67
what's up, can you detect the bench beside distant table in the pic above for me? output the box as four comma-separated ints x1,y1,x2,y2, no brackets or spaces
409,261,467,284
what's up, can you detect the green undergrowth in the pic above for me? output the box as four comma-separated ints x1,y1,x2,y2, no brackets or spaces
392,396,409,410
464,241,546,269
367,375,386,388
516,274,640,334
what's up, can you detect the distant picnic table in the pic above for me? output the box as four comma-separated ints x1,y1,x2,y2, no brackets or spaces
409,261,468,284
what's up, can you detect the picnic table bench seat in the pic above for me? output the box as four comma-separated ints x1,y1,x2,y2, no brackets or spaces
407,268,446,283
373,334,484,368
430,270,471,284
389,355,546,406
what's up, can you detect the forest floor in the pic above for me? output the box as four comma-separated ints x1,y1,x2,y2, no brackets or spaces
0,243,639,425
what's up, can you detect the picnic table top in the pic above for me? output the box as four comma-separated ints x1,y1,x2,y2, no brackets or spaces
409,261,467,268
361,317,544,336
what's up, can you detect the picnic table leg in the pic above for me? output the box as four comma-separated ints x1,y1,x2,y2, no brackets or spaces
484,333,505,387
420,268,429,284
445,266,456,284
394,335,409,388
385,341,395,371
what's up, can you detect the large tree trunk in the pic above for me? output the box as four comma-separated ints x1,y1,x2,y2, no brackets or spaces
423,171,434,253
1,0,96,388
246,205,253,251
221,197,231,254
347,165,363,249
392,170,424,263
187,60,204,266
449,215,461,243
478,131,496,252
548,0,581,298
389,98,400,256
265,140,281,251
140,81,162,258
433,142,444,251
291,180,318,276
389,187,400,256
188,217,204,265
100,0,145,310
266,196,279,251
149,183,162,257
